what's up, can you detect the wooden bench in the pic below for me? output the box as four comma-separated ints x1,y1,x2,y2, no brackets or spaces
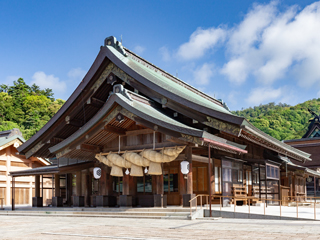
232,184,247,205
231,185,260,205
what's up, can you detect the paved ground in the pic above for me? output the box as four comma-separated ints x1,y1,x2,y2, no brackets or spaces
1,215,320,240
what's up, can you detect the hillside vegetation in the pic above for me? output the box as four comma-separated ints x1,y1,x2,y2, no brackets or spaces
0,78,65,140
233,100,320,141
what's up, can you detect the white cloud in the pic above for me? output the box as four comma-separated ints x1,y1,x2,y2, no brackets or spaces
177,27,226,60
68,67,86,80
159,46,171,62
178,1,320,89
222,1,320,86
220,58,248,85
133,45,145,55
31,71,66,93
193,63,215,85
246,87,283,105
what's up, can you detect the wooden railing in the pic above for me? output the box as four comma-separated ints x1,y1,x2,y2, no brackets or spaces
189,194,209,217
189,194,320,220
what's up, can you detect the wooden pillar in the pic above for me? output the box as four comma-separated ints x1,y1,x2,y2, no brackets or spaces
81,171,86,197
123,174,130,195
11,177,15,210
186,146,193,194
35,175,40,197
129,176,137,196
314,176,316,198
66,174,72,206
86,170,92,206
6,147,11,206
76,171,81,196
179,164,186,205
155,175,164,195
99,167,107,195
54,174,60,197
41,175,44,199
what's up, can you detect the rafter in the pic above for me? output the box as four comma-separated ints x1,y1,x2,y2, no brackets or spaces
104,125,126,135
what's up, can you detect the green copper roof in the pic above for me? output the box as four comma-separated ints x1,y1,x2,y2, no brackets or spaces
0,134,25,148
108,46,233,116
49,88,246,154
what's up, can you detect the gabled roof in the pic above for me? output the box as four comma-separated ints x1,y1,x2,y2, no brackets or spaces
49,85,247,159
0,129,25,150
17,36,311,163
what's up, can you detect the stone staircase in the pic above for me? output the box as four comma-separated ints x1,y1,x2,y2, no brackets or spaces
0,207,192,220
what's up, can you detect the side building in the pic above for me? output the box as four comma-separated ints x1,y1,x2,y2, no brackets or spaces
0,129,51,207
285,110,320,197
12,36,319,209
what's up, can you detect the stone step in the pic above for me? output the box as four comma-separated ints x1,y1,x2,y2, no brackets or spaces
9,207,191,213
0,210,191,220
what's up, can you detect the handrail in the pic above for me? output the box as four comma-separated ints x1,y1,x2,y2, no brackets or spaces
188,194,319,220
189,194,209,218
208,195,319,220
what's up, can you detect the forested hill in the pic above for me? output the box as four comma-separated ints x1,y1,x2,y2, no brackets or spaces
0,78,65,140
233,99,320,141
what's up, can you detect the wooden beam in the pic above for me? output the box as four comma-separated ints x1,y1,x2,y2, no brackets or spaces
66,118,83,128
125,128,154,136
103,141,179,152
87,97,105,109
76,143,101,153
25,141,45,159
47,137,64,145
104,125,126,135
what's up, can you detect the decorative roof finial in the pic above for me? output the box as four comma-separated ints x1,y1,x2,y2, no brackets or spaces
104,36,127,57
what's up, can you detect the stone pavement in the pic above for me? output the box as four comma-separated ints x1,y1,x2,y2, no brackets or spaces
1,215,320,239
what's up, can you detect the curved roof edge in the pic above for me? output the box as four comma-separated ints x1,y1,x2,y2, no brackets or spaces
103,45,246,126
49,89,247,155
18,47,109,154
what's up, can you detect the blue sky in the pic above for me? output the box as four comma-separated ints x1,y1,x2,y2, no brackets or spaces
1,0,320,110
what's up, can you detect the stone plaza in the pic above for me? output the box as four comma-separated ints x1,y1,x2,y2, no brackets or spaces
1,215,320,240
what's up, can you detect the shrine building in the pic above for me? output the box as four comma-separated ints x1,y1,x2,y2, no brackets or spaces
11,36,320,209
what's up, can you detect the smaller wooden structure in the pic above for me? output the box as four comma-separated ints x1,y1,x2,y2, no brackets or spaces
0,129,51,207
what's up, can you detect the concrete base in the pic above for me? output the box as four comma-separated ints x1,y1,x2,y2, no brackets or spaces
32,197,43,207
96,195,117,207
119,195,132,207
137,195,154,207
52,197,63,207
154,194,167,208
91,196,96,207
183,194,196,207
73,196,84,207
204,209,315,221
